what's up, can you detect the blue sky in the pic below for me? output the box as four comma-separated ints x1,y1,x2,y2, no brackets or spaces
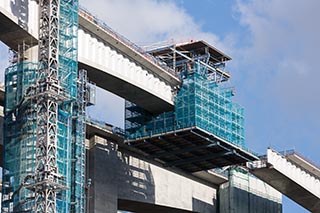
1,0,319,212
80,1,319,212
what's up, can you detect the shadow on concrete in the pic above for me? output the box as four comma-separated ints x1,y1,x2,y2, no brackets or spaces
88,137,218,213
192,197,216,213
10,0,29,31
219,186,282,213
88,139,156,212
117,152,156,204
118,199,193,213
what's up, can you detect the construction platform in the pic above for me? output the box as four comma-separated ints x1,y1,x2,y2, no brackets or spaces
126,127,257,173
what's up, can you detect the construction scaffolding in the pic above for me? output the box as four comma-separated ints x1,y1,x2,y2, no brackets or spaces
126,72,244,148
2,0,86,212
125,41,244,148
125,41,256,172
2,62,38,212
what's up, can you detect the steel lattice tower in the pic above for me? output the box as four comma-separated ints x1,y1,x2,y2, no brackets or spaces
31,0,67,211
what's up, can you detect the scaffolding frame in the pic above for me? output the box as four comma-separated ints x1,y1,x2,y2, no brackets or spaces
124,41,255,172
126,41,245,149
2,0,86,212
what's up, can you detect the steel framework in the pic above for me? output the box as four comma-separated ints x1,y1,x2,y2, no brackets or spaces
125,42,245,148
31,0,66,211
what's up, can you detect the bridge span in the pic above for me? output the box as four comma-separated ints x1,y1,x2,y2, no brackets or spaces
0,0,180,113
249,148,320,213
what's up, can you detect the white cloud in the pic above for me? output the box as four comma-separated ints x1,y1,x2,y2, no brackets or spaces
236,0,320,117
79,0,227,50
79,0,232,127
235,0,320,157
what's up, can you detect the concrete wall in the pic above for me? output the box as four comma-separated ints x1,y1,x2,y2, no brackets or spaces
0,0,38,37
87,136,217,213
0,109,3,166
219,168,282,213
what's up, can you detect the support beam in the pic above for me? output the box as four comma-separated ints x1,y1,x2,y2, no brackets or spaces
166,151,233,167
152,142,217,159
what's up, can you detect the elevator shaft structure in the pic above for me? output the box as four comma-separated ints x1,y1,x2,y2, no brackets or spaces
31,0,65,211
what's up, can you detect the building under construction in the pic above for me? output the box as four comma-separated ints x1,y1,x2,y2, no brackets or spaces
2,0,85,212
0,0,319,213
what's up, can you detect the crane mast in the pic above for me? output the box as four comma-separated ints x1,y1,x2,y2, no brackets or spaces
32,0,66,211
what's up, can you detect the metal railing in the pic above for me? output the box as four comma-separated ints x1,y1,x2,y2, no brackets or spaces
86,116,125,137
277,149,320,170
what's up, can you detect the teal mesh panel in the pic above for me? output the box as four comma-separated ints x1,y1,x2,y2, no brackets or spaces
2,63,38,211
125,62,245,149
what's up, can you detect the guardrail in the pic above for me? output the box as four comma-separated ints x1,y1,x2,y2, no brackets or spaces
273,149,319,170
86,116,125,137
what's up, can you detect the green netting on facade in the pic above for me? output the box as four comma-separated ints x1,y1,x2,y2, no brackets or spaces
2,0,85,212
125,63,245,149
177,73,245,147
59,0,86,212
2,63,38,212
2,64,75,213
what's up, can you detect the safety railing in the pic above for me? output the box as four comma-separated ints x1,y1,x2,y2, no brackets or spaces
86,116,125,137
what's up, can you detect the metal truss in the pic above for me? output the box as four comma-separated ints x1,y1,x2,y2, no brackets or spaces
28,0,67,212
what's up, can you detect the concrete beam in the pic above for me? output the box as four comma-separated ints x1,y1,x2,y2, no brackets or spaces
0,1,38,48
251,167,320,213
250,149,320,213
0,3,177,113
78,60,173,114
286,153,320,179
78,14,180,86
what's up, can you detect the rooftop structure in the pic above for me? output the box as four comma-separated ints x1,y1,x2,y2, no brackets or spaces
148,40,231,82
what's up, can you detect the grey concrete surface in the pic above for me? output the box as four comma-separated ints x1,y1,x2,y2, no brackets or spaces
87,136,217,213
251,167,320,213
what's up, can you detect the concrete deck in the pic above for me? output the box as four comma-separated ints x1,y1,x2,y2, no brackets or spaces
126,127,258,173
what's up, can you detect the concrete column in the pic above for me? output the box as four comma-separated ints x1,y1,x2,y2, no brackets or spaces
87,136,119,213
